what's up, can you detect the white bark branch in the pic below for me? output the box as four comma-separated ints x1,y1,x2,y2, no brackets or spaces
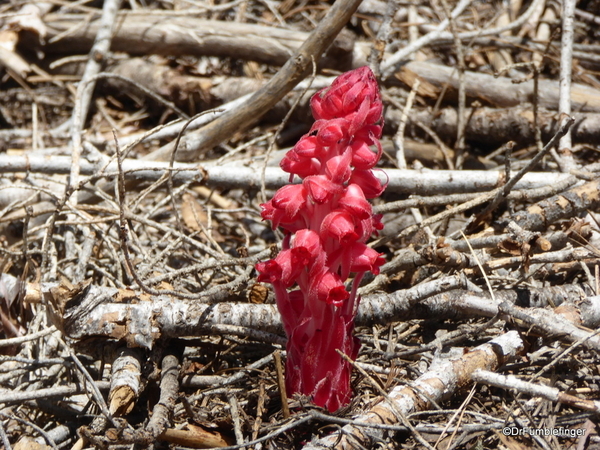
27,274,600,354
472,369,600,413
108,347,143,416
0,155,575,196
557,0,576,169
396,60,600,112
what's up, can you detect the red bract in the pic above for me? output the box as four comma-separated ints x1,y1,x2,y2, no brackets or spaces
310,269,349,306
256,66,386,412
325,150,352,184
349,141,378,170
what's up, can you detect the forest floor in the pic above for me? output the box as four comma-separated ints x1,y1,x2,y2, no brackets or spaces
2,0,600,449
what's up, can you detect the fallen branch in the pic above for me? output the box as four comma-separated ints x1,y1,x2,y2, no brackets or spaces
396,60,600,112
24,274,599,351
40,13,356,68
511,178,600,231
108,347,143,416
0,155,576,197
472,370,600,413
386,107,600,146
142,352,180,440
0,381,110,404
38,275,462,347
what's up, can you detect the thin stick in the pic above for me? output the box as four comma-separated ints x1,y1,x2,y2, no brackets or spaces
228,393,245,446
557,0,577,172
383,0,545,77
44,0,121,278
373,187,502,247
167,108,224,253
460,231,496,303
69,0,122,205
58,337,115,427
382,0,473,75
439,0,467,168
433,384,477,449
394,79,420,170
0,413,59,450
273,350,290,419
369,0,400,77
0,326,57,348
260,58,317,204
0,419,11,450
531,328,600,383
473,370,600,413
145,352,180,438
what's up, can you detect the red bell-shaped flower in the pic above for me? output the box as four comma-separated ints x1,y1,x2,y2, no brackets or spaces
280,151,321,179
349,141,379,170
309,269,349,306
345,242,385,275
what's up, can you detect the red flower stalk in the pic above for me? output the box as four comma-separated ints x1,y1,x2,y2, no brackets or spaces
256,67,386,412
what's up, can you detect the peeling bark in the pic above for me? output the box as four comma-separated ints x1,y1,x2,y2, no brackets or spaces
511,179,600,231
108,347,143,416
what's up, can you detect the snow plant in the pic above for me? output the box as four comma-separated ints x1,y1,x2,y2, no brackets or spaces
256,66,386,412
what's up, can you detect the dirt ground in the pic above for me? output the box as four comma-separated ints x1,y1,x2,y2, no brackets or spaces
2,0,600,449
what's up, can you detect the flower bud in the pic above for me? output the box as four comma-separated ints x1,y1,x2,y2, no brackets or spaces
271,184,308,220
350,141,378,170
304,175,342,204
280,152,321,178
293,135,320,158
316,118,349,145
321,210,358,243
325,149,352,184
338,184,372,219
349,169,386,199
310,270,349,306
292,229,325,262
346,242,385,275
